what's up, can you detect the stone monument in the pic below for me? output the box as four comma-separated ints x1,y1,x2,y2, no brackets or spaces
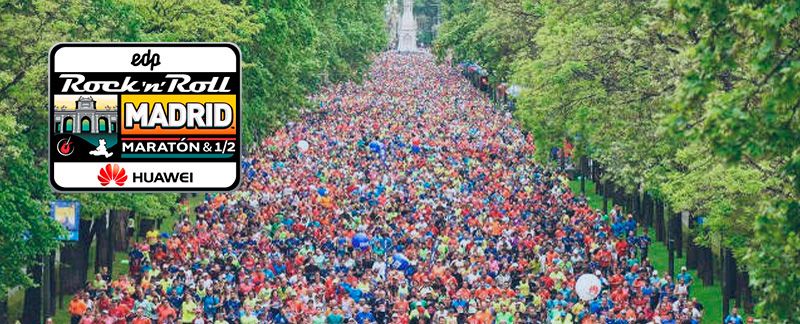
397,0,418,52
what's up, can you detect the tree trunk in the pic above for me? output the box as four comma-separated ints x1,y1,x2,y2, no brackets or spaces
696,244,706,281
42,254,56,319
22,263,42,324
621,191,628,212
643,194,652,229
596,179,603,197
737,271,753,313
725,249,737,314
722,248,735,318
60,218,94,295
655,201,665,243
699,245,714,285
595,164,601,184
45,253,56,319
675,213,683,259
107,211,118,276
665,211,674,276
637,194,643,223
111,210,130,252
95,211,111,274
594,165,602,195
0,293,8,324
686,218,698,270
602,180,610,215
650,195,658,230
579,156,588,177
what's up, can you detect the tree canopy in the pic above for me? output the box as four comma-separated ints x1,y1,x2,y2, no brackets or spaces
434,0,799,320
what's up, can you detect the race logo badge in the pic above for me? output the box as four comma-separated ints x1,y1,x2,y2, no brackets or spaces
49,43,241,192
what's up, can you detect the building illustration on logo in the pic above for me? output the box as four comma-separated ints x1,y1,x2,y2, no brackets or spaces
53,96,117,134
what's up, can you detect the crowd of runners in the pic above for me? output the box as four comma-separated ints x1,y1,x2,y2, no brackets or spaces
68,53,705,324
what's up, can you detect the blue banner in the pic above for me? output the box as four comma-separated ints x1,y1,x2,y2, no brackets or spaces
50,201,80,241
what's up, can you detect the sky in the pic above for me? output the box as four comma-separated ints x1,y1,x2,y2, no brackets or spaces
53,94,117,110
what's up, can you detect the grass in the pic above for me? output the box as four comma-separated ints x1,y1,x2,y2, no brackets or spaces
52,297,71,323
569,178,724,323
7,287,24,322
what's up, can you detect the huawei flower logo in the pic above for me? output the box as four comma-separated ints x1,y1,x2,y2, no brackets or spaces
98,164,127,186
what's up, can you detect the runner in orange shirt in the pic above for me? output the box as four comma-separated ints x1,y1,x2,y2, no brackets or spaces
156,299,177,323
130,309,150,324
472,304,493,324
68,293,88,324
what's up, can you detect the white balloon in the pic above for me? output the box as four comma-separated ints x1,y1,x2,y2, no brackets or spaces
297,140,310,152
575,273,602,301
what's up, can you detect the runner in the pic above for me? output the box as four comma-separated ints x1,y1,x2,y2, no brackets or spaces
76,52,698,323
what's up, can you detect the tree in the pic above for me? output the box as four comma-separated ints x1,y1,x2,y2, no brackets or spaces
0,116,61,295
669,0,800,320
660,143,771,251
435,0,540,83
0,0,91,296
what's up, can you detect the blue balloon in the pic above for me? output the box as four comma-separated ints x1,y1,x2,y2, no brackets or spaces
392,253,409,270
317,187,328,196
352,233,370,251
